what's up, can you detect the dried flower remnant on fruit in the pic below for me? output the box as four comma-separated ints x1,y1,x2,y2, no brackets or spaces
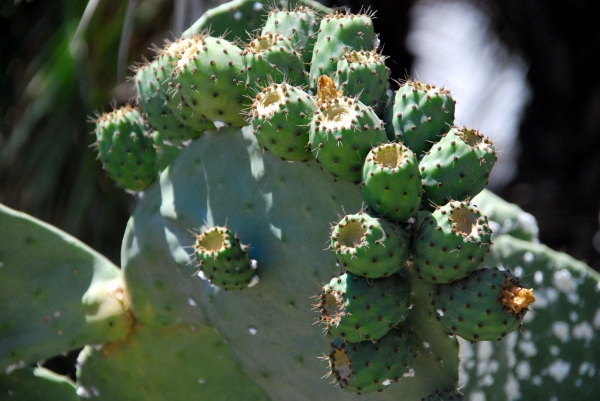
318,75,341,105
500,286,536,314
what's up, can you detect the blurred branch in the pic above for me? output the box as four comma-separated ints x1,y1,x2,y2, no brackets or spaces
117,0,138,82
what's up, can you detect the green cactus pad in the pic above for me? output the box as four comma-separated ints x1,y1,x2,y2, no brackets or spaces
183,0,270,40
330,211,410,278
171,35,248,127
121,127,460,399
420,126,497,207
384,80,456,156
432,268,535,342
326,326,418,394
0,204,131,370
413,201,492,283
309,10,376,88
248,82,317,161
472,189,539,242
242,33,309,89
93,105,158,191
315,272,411,343
0,367,78,401
152,131,182,171
183,0,331,41
334,50,389,114
193,226,257,291
261,5,321,65
422,388,465,400
309,80,387,182
361,142,422,222
76,324,269,401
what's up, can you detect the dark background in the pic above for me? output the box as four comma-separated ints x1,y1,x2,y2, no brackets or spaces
2,0,599,272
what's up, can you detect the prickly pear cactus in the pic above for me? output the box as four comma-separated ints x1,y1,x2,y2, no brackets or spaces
2,1,600,400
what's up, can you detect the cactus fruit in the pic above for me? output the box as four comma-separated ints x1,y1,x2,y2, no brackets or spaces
384,80,456,157
93,105,158,191
248,82,317,161
242,33,308,89
309,10,376,88
170,35,248,127
134,52,216,139
330,211,410,278
309,75,387,182
432,267,535,342
193,226,257,291
419,126,497,207
361,142,422,222
315,272,411,343
413,201,492,283
261,5,321,65
325,326,418,394
334,50,389,115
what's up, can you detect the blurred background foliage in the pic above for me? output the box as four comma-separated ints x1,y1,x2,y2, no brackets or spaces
1,0,600,273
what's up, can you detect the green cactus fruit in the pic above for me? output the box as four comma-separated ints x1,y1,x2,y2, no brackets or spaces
413,201,492,284
432,267,536,342
326,325,418,394
170,34,248,127
315,272,411,343
193,226,257,291
242,32,309,89
134,59,204,146
334,50,389,115
309,76,387,182
384,80,456,156
151,41,218,133
93,105,158,191
309,10,376,88
134,54,215,145
330,211,410,278
248,82,317,161
420,126,497,208
361,142,422,222
261,5,321,65
422,388,465,400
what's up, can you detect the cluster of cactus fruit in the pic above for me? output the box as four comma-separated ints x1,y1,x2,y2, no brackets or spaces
3,1,600,400
89,1,538,396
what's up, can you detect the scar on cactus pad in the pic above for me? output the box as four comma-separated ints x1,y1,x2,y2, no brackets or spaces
192,226,258,291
